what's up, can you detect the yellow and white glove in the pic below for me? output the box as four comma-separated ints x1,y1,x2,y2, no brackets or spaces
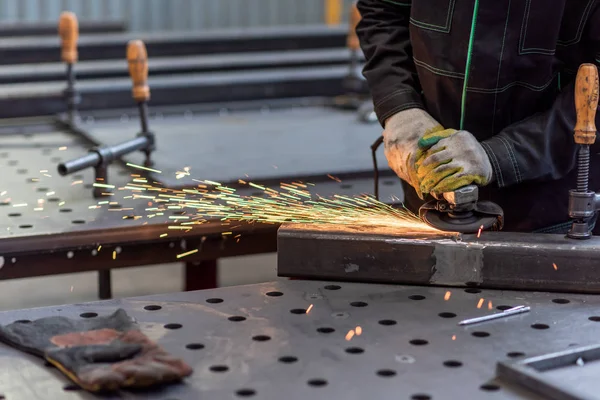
415,129,493,195
383,108,446,197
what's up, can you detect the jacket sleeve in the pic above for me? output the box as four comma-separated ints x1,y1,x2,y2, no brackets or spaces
481,7,600,189
356,0,424,126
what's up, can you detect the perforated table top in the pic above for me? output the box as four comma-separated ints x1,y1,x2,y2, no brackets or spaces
2,280,598,399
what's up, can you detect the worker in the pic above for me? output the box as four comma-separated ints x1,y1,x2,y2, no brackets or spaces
356,1,600,233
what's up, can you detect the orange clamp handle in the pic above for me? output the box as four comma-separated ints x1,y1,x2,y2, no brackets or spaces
127,40,150,103
347,3,361,51
574,63,599,145
58,12,78,64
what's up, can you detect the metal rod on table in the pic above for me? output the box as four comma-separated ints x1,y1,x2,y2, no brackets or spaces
458,306,530,326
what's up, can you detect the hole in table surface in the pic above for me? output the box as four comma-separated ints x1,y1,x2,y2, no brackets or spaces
206,298,224,304
472,331,490,338
72,220,85,224
409,295,426,301
346,347,364,354
0,202,9,206
307,379,327,387
266,291,283,297
340,184,353,189
412,395,431,400
290,308,306,314
19,225,33,229
8,213,21,217
376,369,396,377
15,319,31,324
507,352,525,358
410,339,428,346
438,312,457,319
496,305,513,311
317,327,335,334
351,301,368,308
8,160,18,166
186,343,205,350
324,285,341,290
228,316,246,322
16,168,27,174
480,384,500,392
531,323,550,330
589,316,600,322
236,389,256,397
443,360,463,368
80,312,97,318
278,356,298,364
144,305,161,311
59,208,73,213
252,335,271,342
379,319,397,326
108,203,122,209
210,365,229,373
553,298,570,304
37,187,49,192
164,323,183,330
464,288,481,294
47,198,60,203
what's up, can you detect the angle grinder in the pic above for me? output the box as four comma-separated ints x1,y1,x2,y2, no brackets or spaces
419,185,504,233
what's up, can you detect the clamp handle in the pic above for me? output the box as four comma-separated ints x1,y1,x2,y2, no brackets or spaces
127,40,150,103
347,3,361,51
58,11,78,64
574,63,599,145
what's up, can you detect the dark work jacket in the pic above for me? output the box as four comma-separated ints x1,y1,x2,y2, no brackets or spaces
356,0,600,232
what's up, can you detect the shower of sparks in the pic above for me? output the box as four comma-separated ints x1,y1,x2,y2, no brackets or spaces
99,177,440,234
488,301,493,310
444,291,451,301
452,335,456,341
553,263,558,271
345,330,355,341
477,298,485,309
355,326,363,336
306,304,314,314
59,146,67,151
112,251,117,260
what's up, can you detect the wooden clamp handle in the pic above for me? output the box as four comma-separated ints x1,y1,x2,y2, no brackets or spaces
575,63,599,145
127,40,150,103
58,11,78,64
347,3,361,51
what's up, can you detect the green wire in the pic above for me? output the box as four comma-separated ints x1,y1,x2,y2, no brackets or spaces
459,0,480,130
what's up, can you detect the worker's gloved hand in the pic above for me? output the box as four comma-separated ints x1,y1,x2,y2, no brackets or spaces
383,108,445,197
0,309,192,392
415,129,493,195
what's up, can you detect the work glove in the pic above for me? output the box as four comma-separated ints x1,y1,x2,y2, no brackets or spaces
383,108,446,196
0,309,193,392
415,129,493,195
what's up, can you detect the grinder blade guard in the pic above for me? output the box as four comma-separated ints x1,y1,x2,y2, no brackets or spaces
419,185,504,233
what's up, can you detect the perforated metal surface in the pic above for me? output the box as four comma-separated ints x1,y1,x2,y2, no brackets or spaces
3,280,600,399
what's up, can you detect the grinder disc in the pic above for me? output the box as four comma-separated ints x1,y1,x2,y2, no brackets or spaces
419,200,504,234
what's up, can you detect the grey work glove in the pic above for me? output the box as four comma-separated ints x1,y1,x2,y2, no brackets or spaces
415,129,493,195
383,108,446,195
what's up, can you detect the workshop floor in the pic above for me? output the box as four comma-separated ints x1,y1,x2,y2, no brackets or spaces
0,254,278,311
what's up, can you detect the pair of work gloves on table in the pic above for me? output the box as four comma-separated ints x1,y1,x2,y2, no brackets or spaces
0,309,192,392
384,108,493,198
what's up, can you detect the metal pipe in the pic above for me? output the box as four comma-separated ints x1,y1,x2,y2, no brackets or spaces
58,136,149,176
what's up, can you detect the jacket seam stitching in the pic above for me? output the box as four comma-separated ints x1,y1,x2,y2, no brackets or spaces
374,88,415,108
467,74,557,94
409,0,455,33
498,136,522,183
413,58,465,79
492,0,511,134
